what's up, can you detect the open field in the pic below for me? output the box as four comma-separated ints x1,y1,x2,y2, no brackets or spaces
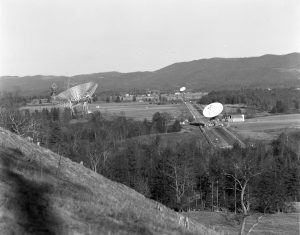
229,114,300,142
21,102,187,121
185,211,300,235
122,127,207,149
89,102,185,120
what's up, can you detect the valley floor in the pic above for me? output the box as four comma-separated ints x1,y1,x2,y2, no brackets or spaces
229,113,300,142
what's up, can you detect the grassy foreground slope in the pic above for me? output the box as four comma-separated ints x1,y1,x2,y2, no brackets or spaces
0,127,219,235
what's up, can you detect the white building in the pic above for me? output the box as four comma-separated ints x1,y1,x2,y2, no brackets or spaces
228,114,245,122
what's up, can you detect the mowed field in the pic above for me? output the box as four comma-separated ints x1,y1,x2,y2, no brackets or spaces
89,102,185,121
22,102,186,121
229,114,300,142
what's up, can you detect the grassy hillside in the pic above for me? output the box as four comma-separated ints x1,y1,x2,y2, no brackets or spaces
1,53,300,96
0,127,220,235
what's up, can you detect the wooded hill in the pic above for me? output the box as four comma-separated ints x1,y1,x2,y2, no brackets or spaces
1,53,299,96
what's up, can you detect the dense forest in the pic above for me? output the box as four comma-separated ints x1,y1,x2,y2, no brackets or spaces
0,94,299,217
199,88,300,113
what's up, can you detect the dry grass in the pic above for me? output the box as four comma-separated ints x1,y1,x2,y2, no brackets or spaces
244,213,299,235
0,127,220,235
121,127,206,149
185,211,299,235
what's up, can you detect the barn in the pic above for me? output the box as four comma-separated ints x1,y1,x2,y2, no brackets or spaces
228,114,245,122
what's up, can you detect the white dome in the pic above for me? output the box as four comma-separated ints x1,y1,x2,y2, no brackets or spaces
203,102,223,118
180,86,186,92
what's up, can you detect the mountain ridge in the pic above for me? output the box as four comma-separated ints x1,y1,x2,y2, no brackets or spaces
1,53,299,96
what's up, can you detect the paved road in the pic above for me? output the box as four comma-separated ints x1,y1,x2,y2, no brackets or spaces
185,102,207,124
184,102,245,148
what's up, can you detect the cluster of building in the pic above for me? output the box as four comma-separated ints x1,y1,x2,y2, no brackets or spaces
106,91,208,104
161,92,207,102
27,91,207,106
203,114,245,127
28,98,50,105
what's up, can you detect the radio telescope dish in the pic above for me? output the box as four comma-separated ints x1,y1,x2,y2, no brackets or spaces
180,86,186,92
54,81,98,115
56,82,98,102
203,102,223,118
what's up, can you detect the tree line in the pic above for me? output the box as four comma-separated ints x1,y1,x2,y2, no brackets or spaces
199,88,300,113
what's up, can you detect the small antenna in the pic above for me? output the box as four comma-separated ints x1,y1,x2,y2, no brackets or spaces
50,83,57,96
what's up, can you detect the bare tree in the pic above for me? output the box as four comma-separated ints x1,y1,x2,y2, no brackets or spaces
5,109,28,135
224,148,263,235
72,130,82,152
0,107,42,140
165,158,194,206
225,163,262,216
21,117,42,141
88,147,101,172
87,142,111,173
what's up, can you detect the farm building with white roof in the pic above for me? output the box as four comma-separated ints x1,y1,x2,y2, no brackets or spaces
228,114,245,122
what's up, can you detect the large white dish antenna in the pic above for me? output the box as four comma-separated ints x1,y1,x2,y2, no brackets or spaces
203,102,223,118
53,81,98,115
180,86,186,92
56,82,98,103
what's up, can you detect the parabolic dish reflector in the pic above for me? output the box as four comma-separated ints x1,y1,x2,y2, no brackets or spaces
56,82,98,102
180,86,186,92
203,102,223,118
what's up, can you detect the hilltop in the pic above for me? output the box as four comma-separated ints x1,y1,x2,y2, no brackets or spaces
1,53,300,96
0,127,219,235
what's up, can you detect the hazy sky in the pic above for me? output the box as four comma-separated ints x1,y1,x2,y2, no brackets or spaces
0,0,299,76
